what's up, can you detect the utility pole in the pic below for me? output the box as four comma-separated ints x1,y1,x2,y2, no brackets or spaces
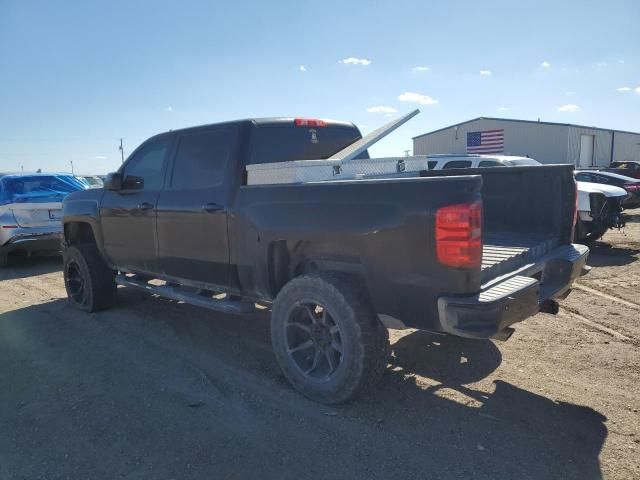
70,160,74,174
119,138,125,163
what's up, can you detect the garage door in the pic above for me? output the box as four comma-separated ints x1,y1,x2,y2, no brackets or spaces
579,135,594,167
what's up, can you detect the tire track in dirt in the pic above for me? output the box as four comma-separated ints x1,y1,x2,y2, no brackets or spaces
573,283,640,310
558,308,633,343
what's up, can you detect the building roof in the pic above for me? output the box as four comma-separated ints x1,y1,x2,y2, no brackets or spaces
412,117,640,140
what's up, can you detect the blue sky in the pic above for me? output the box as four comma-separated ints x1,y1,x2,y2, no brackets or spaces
1,0,638,174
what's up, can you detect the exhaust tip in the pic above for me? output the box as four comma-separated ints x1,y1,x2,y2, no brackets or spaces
539,299,560,315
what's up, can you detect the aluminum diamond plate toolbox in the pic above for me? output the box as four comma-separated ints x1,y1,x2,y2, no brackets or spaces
246,156,432,185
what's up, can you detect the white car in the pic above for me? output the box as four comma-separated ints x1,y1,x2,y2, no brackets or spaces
574,180,627,242
0,173,87,266
425,154,541,170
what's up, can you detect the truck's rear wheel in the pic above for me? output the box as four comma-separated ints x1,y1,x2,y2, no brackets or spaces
271,272,389,404
63,244,116,312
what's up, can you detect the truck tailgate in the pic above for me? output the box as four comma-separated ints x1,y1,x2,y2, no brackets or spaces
422,164,576,284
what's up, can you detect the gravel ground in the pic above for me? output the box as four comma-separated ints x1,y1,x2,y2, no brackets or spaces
1,210,639,480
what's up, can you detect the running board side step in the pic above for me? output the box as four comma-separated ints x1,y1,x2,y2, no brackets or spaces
115,274,256,315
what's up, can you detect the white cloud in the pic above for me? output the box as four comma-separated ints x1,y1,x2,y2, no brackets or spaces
340,57,371,66
299,65,307,72
166,106,173,112
95,155,107,160
635,87,640,94
557,104,580,112
565,91,576,96
479,70,492,76
412,66,429,73
398,92,439,105
366,106,398,113
616,86,631,92
498,107,509,112
541,61,551,68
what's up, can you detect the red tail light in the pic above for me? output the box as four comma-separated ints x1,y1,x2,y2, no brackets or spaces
624,184,640,192
435,201,482,268
2,225,18,229
294,118,327,127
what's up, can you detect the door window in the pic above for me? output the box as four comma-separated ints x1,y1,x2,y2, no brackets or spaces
171,129,234,189
616,162,639,171
443,160,472,169
478,160,504,167
575,173,594,182
594,175,611,184
123,138,170,190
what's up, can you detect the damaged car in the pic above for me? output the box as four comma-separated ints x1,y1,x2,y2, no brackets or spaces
574,181,627,243
0,173,87,266
575,170,640,209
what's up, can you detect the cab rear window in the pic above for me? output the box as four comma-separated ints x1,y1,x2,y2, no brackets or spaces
249,125,368,165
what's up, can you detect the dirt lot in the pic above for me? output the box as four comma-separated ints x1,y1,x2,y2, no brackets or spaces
1,212,639,480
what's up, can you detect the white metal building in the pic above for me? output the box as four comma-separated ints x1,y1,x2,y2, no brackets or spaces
413,117,640,167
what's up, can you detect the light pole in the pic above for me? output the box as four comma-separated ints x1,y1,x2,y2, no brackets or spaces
70,160,74,174
119,138,125,163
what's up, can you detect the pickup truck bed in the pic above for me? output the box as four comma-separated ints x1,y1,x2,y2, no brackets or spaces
482,233,558,283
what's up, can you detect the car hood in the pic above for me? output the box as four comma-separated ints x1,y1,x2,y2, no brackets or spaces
576,181,627,198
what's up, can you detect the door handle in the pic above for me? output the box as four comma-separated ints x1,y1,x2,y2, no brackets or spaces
202,203,224,213
137,202,154,210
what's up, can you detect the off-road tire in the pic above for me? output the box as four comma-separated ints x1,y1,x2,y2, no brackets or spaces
0,253,8,268
63,244,116,312
271,272,389,404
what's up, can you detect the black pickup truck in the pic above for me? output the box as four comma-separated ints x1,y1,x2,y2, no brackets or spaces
62,116,589,403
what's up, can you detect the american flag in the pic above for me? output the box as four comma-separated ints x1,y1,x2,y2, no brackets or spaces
466,129,504,154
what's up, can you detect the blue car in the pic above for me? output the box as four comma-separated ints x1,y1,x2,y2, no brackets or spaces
0,173,87,266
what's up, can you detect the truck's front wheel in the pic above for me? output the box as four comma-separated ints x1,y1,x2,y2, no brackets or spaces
271,272,388,404
63,244,116,312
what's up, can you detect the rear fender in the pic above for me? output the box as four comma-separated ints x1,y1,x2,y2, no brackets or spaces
62,198,105,256
266,239,365,298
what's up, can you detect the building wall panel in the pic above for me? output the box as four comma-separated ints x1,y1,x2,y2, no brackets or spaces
612,132,640,162
414,119,569,164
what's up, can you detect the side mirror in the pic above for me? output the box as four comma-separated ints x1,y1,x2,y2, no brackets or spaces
104,172,122,191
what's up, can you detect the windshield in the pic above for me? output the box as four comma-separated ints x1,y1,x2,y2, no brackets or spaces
0,174,87,204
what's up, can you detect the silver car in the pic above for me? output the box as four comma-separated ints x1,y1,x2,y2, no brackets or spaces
0,173,87,266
